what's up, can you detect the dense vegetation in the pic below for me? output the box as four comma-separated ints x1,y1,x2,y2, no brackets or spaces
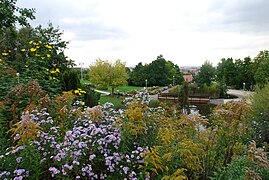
0,1,269,179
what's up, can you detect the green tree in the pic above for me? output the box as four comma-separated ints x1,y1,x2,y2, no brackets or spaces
128,62,147,86
128,55,183,86
234,57,255,90
196,60,215,86
89,59,128,94
0,0,35,31
216,58,236,87
253,50,269,87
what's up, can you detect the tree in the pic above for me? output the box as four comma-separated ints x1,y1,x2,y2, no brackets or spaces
89,59,128,94
253,50,269,87
216,58,236,87
196,60,215,86
0,0,35,31
128,62,147,86
128,55,183,86
234,57,255,90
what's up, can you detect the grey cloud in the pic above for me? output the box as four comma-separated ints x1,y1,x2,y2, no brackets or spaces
60,19,126,41
17,0,125,41
205,0,269,34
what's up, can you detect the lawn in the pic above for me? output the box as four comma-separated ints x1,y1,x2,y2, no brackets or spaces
108,86,143,92
99,95,124,109
80,79,90,85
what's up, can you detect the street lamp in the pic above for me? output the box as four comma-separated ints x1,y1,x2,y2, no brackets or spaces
145,79,147,89
16,73,20,83
79,62,84,80
243,82,246,90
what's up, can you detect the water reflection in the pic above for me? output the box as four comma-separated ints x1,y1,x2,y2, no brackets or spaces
188,103,216,118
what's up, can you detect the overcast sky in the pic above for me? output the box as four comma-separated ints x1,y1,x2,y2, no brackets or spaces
17,0,269,67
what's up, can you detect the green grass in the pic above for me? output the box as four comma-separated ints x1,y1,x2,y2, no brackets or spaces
99,95,124,109
108,86,143,92
80,79,90,85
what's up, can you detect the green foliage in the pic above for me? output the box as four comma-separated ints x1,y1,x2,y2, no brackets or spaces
234,57,255,90
89,59,128,94
216,58,236,87
60,69,81,91
128,55,184,86
83,87,101,108
254,50,269,87
196,60,215,86
178,82,189,111
187,82,226,98
0,0,35,31
149,99,160,108
250,83,269,144
99,95,124,109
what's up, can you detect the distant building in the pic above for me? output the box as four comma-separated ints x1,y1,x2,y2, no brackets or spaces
183,74,194,83
180,66,200,75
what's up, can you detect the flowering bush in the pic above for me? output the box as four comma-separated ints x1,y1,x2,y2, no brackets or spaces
0,102,148,179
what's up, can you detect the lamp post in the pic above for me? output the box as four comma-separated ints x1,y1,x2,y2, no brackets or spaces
16,73,20,83
79,62,84,80
243,82,246,90
145,79,147,89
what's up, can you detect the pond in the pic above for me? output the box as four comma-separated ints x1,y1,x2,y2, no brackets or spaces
188,103,216,118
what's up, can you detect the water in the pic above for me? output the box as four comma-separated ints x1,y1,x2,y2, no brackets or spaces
188,103,216,117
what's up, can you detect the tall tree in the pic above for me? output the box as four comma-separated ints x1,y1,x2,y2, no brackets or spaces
253,50,269,87
216,58,236,87
196,60,215,86
234,57,255,90
128,55,183,86
0,0,35,31
89,59,128,94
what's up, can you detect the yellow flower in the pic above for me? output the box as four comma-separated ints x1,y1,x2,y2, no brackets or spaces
55,68,60,73
35,54,40,57
45,45,52,49
2,52,8,56
78,88,82,91
36,46,40,49
30,48,36,52
25,65,29,67
46,69,49,71
46,54,51,58
21,49,26,52
29,40,33,44
38,41,42,44
74,90,79,94
41,57,45,60
80,90,86,94
33,42,38,46
8,50,11,52
0,59,2,63
50,70,55,74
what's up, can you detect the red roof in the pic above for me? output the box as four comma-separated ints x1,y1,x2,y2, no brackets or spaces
183,75,194,83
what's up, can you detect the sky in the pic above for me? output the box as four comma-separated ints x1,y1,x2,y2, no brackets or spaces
17,0,269,68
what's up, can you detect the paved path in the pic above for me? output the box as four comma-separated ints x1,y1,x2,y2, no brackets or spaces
94,89,110,95
210,89,253,104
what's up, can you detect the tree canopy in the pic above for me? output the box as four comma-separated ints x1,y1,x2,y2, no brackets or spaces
196,60,215,86
128,55,183,86
0,0,35,31
89,59,128,94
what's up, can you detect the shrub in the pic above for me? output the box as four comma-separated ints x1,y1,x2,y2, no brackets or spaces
83,86,101,107
60,69,81,91
250,83,269,144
